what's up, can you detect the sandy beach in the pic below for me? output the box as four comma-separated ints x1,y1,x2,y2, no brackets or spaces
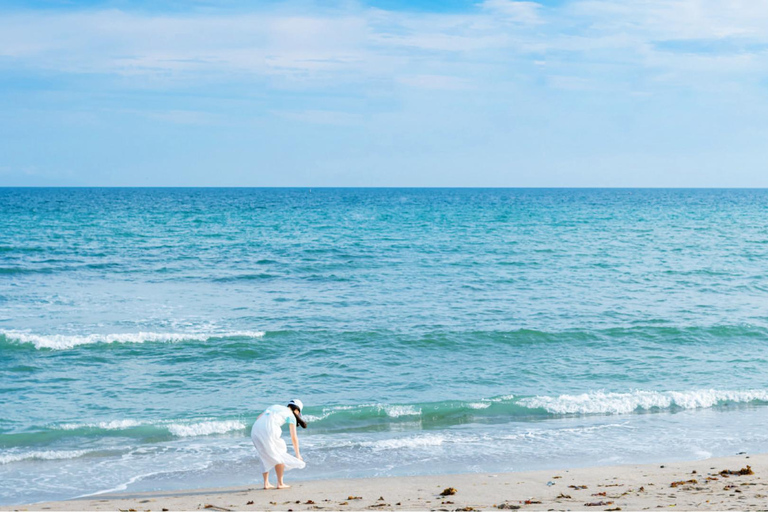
3,453,765,511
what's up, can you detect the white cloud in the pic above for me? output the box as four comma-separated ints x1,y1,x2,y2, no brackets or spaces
0,10,368,79
480,0,544,24
1,0,768,95
569,0,768,41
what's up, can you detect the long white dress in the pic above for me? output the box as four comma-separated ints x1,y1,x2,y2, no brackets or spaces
251,404,306,473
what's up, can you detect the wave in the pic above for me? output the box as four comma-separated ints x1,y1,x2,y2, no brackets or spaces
426,325,768,348
50,419,246,439
58,420,145,431
289,389,768,429
359,434,446,451
0,449,90,465
382,405,421,418
317,424,634,453
4,389,766,453
0,330,265,350
4,324,767,351
0,267,56,275
166,420,245,437
212,273,278,282
518,389,768,415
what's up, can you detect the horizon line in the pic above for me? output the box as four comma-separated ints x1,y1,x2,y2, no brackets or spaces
3,186,768,190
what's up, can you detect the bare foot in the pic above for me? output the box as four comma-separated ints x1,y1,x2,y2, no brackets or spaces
264,484,275,490
277,484,291,489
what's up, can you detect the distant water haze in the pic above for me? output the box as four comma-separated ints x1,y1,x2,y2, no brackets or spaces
1,188,768,505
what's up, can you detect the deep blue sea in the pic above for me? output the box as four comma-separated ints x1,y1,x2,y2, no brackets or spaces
2,188,768,505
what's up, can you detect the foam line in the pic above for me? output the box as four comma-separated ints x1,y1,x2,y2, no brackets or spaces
0,330,265,350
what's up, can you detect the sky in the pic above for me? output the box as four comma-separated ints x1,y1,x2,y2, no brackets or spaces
1,0,767,187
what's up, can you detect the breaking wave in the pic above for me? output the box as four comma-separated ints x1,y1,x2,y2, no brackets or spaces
519,389,768,415
295,390,768,429
0,330,265,350
382,405,421,418
5,389,766,456
58,419,144,431
49,419,247,439
166,420,246,437
0,450,91,465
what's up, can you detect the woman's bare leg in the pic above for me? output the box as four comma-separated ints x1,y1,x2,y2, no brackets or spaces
263,471,274,489
275,464,290,488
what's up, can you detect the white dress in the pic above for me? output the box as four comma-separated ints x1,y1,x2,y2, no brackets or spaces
251,404,306,473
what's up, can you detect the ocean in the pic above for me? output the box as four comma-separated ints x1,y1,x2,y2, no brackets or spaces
2,188,768,505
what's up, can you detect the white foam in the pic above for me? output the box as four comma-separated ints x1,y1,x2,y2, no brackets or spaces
467,402,491,409
519,389,768,415
99,419,144,429
56,418,246,437
486,394,515,402
1,330,265,350
361,434,445,451
302,411,334,422
302,404,361,422
167,420,245,437
0,449,90,465
75,472,149,499
294,403,422,422
58,419,145,430
381,405,421,418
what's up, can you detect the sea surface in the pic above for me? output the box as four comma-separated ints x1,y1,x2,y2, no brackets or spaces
2,188,768,505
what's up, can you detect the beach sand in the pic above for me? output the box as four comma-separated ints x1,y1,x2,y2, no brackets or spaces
3,453,765,511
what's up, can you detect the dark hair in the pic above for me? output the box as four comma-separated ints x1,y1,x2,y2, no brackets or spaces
288,403,307,429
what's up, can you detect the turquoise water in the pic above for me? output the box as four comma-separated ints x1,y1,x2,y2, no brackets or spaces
2,188,768,504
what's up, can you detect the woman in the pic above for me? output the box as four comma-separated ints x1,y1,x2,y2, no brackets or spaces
251,399,307,489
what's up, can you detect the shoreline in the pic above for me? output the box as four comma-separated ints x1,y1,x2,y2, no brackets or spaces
2,453,764,511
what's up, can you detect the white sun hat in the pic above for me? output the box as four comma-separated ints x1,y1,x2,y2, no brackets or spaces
288,399,304,412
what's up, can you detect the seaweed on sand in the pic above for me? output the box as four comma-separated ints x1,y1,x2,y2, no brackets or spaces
720,466,753,476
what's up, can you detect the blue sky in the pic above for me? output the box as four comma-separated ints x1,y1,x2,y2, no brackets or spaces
1,0,767,186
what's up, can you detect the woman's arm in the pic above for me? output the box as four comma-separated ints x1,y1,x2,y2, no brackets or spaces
289,423,302,460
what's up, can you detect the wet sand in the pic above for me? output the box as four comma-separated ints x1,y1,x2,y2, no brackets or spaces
3,453,765,511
